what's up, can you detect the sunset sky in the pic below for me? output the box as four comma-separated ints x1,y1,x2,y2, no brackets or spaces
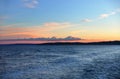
0,0,120,44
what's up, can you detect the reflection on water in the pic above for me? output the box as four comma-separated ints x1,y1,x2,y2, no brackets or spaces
0,45,120,79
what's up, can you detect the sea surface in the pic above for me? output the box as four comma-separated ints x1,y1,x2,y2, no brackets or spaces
0,45,120,79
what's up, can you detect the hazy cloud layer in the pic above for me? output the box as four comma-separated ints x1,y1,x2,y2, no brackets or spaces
0,36,82,41
0,22,79,39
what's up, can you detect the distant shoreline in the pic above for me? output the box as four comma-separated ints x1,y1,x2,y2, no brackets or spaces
0,41,120,45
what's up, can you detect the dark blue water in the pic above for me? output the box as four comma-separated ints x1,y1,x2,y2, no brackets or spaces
0,45,120,79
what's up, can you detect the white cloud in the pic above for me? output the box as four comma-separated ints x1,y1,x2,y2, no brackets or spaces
81,19,92,22
99,14,109,19
116,8,120,12
110,12,116,15
81,8,120,23
23,0,39,8
99,9,120,19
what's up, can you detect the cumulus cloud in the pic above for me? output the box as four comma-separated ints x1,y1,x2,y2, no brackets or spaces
0,36,82,41
23,0,39,8
81,19,92,22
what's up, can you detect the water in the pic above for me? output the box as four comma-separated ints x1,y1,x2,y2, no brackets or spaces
0,45,120,79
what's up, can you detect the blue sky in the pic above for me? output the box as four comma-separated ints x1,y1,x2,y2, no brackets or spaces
0,0,120,25
0,0,120,43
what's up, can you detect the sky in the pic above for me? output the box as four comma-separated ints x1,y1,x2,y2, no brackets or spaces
0,0,120,44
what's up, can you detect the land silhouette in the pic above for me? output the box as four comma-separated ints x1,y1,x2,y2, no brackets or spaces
1,40,120,45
